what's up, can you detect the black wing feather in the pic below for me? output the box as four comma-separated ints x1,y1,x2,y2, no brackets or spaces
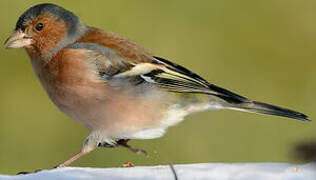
153,56,248,104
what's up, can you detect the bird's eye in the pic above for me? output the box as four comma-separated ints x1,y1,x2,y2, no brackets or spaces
35,23,44,31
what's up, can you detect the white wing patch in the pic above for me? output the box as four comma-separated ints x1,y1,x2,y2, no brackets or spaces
140,75,156,83
113,63,160,78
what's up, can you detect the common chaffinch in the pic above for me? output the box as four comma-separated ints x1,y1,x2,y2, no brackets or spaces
5,3,309,168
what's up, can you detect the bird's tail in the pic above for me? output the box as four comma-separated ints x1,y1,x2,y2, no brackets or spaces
227,100,310,122
208,83,309,121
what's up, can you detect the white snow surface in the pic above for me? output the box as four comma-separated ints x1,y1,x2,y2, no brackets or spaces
0,163,315,180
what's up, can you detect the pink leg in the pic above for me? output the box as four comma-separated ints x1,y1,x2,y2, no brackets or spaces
55,151,86,168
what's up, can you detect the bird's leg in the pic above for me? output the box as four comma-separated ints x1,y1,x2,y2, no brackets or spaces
116,139,148,156
18,148,90,174
17,149,90,174
54,151,87,168
18,151,89,174
98,139,147,156
55,137,98,168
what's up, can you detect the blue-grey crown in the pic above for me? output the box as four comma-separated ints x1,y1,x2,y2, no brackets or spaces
15,3,80,35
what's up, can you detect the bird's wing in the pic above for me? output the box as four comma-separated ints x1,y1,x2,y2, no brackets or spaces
115,56,248,103
67,40,247,104
117,56,309,121
69,28,247,103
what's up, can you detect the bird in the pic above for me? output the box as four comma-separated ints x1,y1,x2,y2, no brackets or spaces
4,3,310,168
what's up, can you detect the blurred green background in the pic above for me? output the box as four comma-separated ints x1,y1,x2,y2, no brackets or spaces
0,0,315,174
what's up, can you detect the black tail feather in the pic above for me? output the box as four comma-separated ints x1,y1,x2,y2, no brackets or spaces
229,101,310,122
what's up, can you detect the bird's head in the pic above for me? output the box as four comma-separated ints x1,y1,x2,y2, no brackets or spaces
4,3,87,57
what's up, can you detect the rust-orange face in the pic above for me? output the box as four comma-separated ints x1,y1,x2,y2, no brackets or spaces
4,3,85,56
5,14,67,52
